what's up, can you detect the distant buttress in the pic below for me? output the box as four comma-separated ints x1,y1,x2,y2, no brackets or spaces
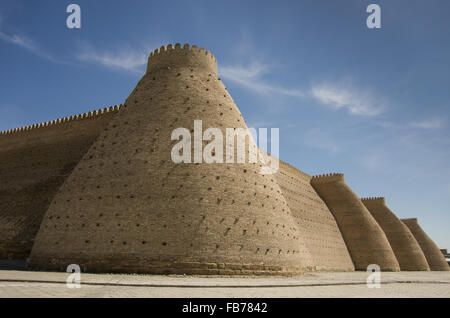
402,218,450,271
361,198,430,271
311,173,400,271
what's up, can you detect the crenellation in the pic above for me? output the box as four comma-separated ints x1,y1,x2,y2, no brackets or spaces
145,43,217,75
361,197,385,203
149,43,217,57
0,105,121,137
310,173,344,183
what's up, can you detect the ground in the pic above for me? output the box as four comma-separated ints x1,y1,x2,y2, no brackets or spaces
0,268,449,298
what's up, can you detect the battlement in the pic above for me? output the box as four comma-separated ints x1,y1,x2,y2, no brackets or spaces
146,43,217,75
310,173,344,183
361,197,386,204
401,218,418,223
0,105,121,137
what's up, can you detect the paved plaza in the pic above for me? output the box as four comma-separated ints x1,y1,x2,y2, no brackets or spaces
0,269,449,298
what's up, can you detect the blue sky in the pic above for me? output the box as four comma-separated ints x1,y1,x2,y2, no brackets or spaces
1,0,449,248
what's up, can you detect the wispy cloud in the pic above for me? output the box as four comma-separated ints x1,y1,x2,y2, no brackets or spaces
302,128,340,155
75,43,150,74
0,13,149,71
0,31,35,50
409,118,442,129
359,152,387,172
219,62,305,98
310,82,387,116
220,62,388,117
0,31,62,63
0,17,62,63
374,118,444,131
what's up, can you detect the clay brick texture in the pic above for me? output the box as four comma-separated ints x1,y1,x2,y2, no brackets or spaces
1,44,447,274
401,218,450,271
0,108,118,259
361,198,429,271
28,44,308,275
275,162,354,271
310,174,400,271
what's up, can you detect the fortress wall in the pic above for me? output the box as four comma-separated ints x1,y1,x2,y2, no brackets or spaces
310,174,400,271
401,218,450,271
28,44,313,275
361,198,429,271
0,107,119,259
2,45,440,274
275,161,354,271
0,99,356,272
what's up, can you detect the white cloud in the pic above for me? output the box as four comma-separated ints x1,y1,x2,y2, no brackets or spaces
0,19,61,63
0,31,35,51
410,119,442,129
374,118,444,131
0,15,147,71
76,44,150,74
310,82,386,116
302,128,340,154
360,152,386,172
374,121,395,128
219,62,305,98
220,63,387,117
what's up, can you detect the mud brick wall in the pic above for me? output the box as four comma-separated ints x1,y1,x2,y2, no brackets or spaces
3,44,440,274
275,161,354,271
28,44,310,275
361,197,429,271
402,218,450,271
0,107,119,259
311,174,400,271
